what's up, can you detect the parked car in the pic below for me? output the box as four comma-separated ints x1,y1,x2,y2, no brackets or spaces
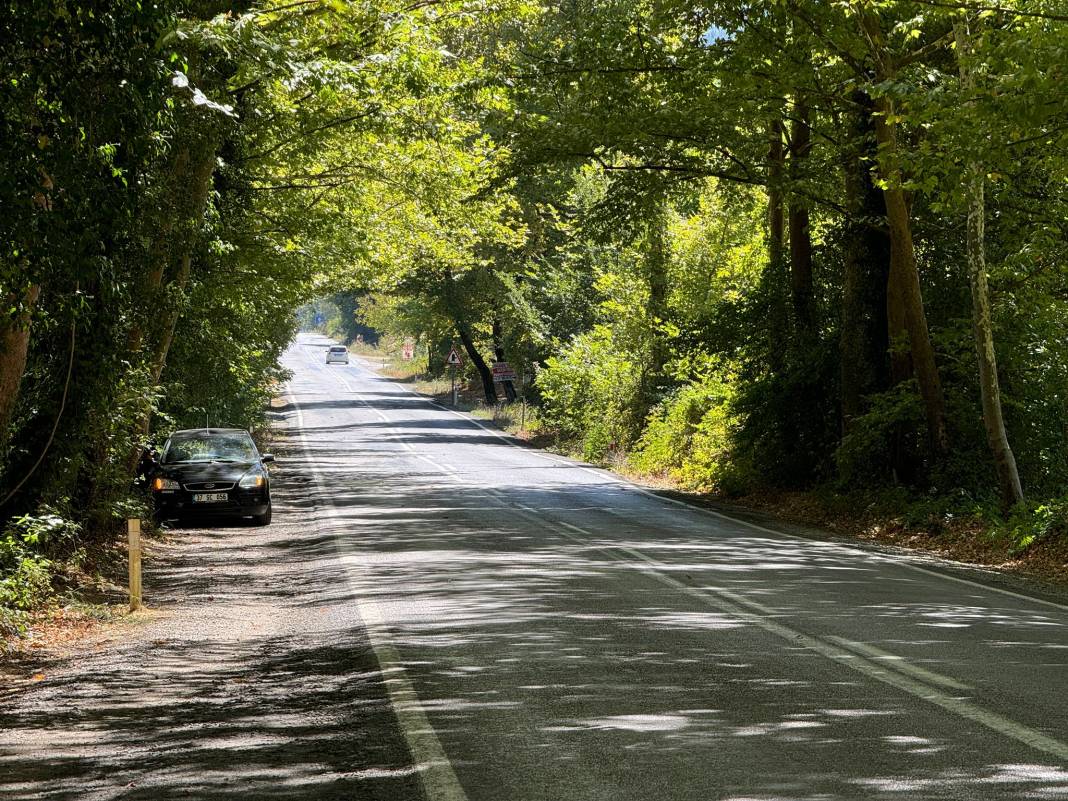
326,345,349,364
150,428,273,525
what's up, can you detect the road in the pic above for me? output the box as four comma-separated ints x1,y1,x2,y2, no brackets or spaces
285,333,1068,800
2,331,1067,800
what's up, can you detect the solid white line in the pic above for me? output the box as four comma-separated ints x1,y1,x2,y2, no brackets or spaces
825,636,972,691
347,349,1068,614
286,362,468,801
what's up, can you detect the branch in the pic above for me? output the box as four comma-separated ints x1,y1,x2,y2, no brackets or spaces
894,28,955,71
787,2,869,77
240,106,381,163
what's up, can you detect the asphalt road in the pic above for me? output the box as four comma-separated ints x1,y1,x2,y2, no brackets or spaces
284,333,1068,801
2,331,1066,800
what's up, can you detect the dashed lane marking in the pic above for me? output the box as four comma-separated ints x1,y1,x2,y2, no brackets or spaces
293,336,1068,763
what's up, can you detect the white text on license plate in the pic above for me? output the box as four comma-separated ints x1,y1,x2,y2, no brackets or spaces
193,492,228,503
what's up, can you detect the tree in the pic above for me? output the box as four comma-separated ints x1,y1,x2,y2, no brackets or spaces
953,17,1023,506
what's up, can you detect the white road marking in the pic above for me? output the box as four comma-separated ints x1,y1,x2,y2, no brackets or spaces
287,352,469,801
825,636,972,691
500,499,1068,762
347,349,1068,615
299,337,1068,762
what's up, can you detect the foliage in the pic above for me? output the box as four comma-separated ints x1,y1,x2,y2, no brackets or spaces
537,324,647,462
4,0,1068,622
631,372,744,493
0,510,80,636
995,498,1068,554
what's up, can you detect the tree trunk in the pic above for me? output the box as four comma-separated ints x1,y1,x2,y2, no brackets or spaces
767,116,788,368
955,21,1024,507
456,322,497,404
0,284,41,443
127,148,189,356
644,198,670,393
860,10,948,456
880,174,948,454
788,99,815,340
126,145,218,467
149,152,215,384
840,91,891,431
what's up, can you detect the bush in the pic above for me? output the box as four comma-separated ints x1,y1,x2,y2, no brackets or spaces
0,510,80,636
733,342,842,489
835,381,927,488
994,497,1068,553
631,376,741,491
536,324,647,462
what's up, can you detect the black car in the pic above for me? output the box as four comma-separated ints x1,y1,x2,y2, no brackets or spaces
150,428,273,525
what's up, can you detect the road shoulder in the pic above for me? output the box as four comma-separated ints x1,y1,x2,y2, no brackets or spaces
0,432,424,801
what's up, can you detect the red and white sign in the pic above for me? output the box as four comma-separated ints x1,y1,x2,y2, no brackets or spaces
402,339,415,360
446,347,463,366
491,361,517,383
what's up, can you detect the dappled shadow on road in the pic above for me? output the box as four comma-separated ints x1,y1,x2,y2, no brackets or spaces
0,640,421,801
266,426,1068,800
0,450,424,801
5,406,1068,801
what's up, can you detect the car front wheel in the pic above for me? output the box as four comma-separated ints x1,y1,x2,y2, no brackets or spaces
253,501,272,526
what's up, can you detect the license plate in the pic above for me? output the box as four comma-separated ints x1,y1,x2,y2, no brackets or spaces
193,492,228,503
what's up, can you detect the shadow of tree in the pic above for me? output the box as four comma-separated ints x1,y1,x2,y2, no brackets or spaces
4,363,1068,801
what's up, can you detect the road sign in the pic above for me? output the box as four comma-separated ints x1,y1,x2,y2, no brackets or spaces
402,339,415,360
491,361,517,383
446,347,463,366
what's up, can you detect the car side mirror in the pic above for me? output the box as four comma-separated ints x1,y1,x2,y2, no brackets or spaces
261,454,275,464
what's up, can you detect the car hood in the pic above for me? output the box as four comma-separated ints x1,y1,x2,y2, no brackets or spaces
158,462,256,484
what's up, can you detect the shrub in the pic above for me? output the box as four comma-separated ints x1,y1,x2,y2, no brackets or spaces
994,497,1068,553
0,510,80,636
835,381,927,488
536,324,647,462
631,376,739,491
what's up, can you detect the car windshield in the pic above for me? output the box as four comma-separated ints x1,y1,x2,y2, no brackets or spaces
330,347,346,352
162,432,257,464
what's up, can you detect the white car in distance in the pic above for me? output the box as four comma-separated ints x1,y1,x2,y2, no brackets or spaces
325,345,350,365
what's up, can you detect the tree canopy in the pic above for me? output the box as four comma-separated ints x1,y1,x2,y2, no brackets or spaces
2,0,1068,620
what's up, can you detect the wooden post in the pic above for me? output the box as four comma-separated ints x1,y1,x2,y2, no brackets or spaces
128,518,142,612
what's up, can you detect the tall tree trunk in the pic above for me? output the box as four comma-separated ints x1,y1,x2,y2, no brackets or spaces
148,150,215,385
840,91,891,431
127,148,190,356
443,269,496,404
955,21,1024,507
644,198,670,391
788,99,815,340
126,145,218,468
880,168,948,454
860,10,948,456
0,284,41,443
767,116,788,368
456,321,497,404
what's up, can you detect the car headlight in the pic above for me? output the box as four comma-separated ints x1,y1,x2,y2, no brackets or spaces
153,477,180,491
238,468,266,489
